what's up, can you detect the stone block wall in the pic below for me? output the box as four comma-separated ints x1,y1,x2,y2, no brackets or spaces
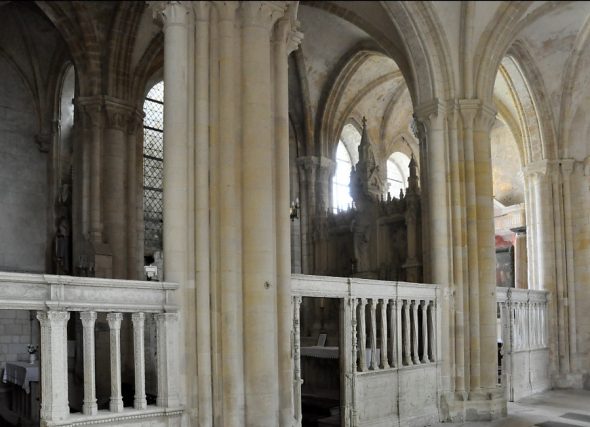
0,310,34,369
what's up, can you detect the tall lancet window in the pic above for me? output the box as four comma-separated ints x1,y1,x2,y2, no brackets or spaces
332,123,361,211
143,81,164,255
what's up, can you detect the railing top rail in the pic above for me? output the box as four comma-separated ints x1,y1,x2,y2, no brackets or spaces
0,271,179,313
291,274,438,299
495,287,549,303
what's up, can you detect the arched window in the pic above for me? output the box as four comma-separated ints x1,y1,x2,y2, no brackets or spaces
333,141,354,210
386,152,410,197
332,123,361,211
143,81,164,256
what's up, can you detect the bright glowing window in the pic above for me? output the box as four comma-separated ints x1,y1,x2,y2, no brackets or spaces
386,152,410,197
333,141,354,211
143,81,164,254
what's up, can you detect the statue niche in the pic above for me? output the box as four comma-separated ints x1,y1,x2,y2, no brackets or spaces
313,118,422,282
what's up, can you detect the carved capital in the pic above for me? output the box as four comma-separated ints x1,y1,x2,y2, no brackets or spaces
213,1,238,21
523,159,549,179
240,1,287,30
559,158,575,177
37,310,70,327
193,1,211,21
76,98,103,128
106,312,123,330
149,1,191,30
104,104,130,132
80,311,97,328
458,99,496,133
273,11,303,54
127,110,145,135
131,312,146,327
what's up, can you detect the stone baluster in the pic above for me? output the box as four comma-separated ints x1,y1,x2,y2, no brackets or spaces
351,298,358,372
156,312,180,407
369,299,378,370
132,312,147,409
420,301,429,363
402,300,411,365
380,299,389,369
411,300,420,364
293,297,303,425
531,303,537,348
107,313,124,413
37,311,70,423
388,299,397,368
358,298,367,372
80,311,98,415
428,301,435,361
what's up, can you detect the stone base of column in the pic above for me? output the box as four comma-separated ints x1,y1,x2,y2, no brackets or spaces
440,390,507,422
82,401,98,416
134,397,147,410
109,398,124,413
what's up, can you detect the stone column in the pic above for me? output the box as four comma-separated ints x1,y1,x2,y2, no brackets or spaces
126,112,143,280
37,311,70,423
421,301,429,363
358,298,367,372
380,300,389,369
190,2,214,425
156,312,180,407
103,100,131,279
151,1,191,414
411,300,420,364
511,227,528,289
293,297,303,426
107,313,123,413
403,300,411,365
273,13,302,425
240,3,285,425
132,312,147,410
369,299,378,369
80,311,98,415
471,104,499,392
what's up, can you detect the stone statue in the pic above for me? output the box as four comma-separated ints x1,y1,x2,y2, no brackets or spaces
55,217,71,274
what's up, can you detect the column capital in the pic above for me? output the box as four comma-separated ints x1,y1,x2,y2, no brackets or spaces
240,1,287,30
80,311,97,327
457,99,497,132
559,158,575,176
193,1,212,21
106,312,123,329
212,1,238,21
523,159,549,178
149,1,191,30
272,9,303,54
413,99,446,126
37,310,70,325
76,97,103,128
103,99,135,132
131,312,146,325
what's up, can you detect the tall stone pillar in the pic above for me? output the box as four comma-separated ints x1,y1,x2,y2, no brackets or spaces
194,3,213,426
240,3,285,425
103,100,132,279
273,10,303,427
511,227,528,289
415,99,505,421
151,0,192,418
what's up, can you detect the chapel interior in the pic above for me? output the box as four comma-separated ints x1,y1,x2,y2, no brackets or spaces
0,1,589,427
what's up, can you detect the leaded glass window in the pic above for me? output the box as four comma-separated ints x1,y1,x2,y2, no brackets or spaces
143,81,164,254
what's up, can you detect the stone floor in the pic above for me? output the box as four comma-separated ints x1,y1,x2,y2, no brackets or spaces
430,389,590,427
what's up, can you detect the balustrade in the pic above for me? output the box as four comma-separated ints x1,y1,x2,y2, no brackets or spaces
0,272,181,426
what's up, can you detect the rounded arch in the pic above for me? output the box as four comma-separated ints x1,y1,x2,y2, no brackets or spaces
503,41,557,163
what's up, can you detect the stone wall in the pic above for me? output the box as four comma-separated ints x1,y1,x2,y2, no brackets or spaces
0,55,48,274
